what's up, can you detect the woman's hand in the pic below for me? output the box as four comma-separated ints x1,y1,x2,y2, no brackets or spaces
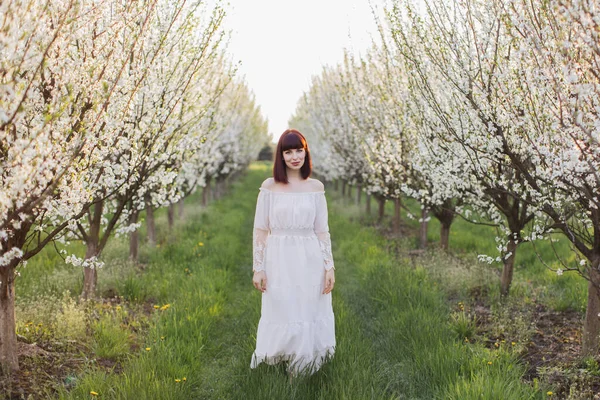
323,269,335,294
252,270,267,293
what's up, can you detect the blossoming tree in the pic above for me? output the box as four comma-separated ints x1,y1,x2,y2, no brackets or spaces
494,0,600,354
0,0,158,373
385,0,539,296
0,0,268,373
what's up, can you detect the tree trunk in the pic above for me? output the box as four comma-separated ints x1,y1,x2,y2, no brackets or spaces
583,259,600,355
440,221,451,251
205,178,212,205
167,204,175,231
0,261,18,374
393,198,401,235
342,181,346,197
347,185,352,198
366,194,371,215
420,208,429,249
145,199,156,247
202,185,209,207
334,180,339,192
378,197,385,223
82,201,103,300
500,238,518,297
177,198,184,219
212,181,218,200
129,210,139,262
82,267,98,301
215,179,224,199
433,200,457,251
357,184,362,205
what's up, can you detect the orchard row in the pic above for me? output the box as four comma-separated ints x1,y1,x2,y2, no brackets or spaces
0,0,269,373
292,0,599,354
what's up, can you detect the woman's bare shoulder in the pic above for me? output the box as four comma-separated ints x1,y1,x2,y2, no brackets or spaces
307,178,325,192
260,178,276,189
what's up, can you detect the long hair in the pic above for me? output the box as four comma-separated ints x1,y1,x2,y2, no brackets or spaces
273,129,312,183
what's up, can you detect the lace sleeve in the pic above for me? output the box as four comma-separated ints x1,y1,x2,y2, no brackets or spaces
314,192,335,271
253,189,269,272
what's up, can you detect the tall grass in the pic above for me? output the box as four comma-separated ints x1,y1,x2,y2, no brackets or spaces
335,191,587,313
47,163,545,399
328,195,544,399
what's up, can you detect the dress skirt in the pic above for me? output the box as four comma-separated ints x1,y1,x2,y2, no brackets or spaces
250,229,336,374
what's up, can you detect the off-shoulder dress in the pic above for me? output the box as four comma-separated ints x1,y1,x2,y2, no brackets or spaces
250,186,336,374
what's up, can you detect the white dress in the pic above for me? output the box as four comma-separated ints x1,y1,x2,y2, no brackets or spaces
250,186,336,375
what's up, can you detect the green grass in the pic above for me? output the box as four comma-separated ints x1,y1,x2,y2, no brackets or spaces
92,313,131,360
6,164,547,398
449,310,478,341
337,187,587,313
328,197,542,399
49,162,546,398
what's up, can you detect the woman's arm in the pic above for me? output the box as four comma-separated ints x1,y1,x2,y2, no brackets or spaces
252,180,271,292
314,184,335,271
314,182,335,294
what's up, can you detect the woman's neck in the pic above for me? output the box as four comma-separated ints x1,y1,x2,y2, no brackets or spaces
286,169,302,181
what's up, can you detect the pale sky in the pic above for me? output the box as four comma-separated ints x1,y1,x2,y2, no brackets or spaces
222,0,386,142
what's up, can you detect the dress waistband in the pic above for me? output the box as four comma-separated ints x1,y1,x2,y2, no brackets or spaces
270,228,315,237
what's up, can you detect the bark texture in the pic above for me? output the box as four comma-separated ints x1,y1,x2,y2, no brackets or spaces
82,201,103,299
440,222,451,251
500,239,518,297
583,260,600,355
378,197,385,222
0,262,18,374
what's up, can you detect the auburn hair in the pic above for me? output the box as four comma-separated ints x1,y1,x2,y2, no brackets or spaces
273,129,312,183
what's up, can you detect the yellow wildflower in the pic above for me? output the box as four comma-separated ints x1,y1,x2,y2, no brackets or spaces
160,304,171,311
487,361,492,365
145,347,151,351
183,377,186,381
547,392,553,396
198,242,204,247
90,391,99,396
153,305,160,309
175,379,181,383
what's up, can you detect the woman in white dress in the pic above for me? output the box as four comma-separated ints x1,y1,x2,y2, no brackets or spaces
250,129,336,376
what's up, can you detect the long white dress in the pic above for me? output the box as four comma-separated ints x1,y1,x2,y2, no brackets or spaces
250,187,336,375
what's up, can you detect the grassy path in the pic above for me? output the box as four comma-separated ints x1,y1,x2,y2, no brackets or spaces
60,163,544,399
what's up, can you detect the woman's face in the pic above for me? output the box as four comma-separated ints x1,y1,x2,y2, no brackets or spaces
282,147,306,171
